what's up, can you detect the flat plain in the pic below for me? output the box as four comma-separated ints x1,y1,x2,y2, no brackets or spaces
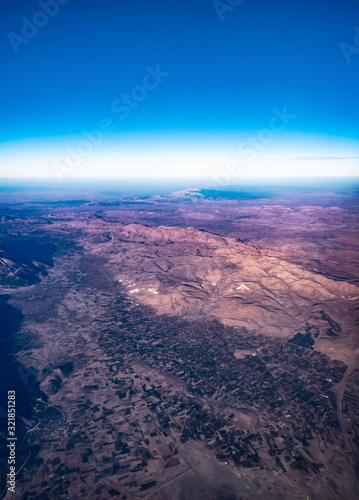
0,185,359,499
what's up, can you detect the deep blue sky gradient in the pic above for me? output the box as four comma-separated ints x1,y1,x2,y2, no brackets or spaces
1,0,358,143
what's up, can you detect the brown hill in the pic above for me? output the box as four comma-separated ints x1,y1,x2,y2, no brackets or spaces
66,220,359,363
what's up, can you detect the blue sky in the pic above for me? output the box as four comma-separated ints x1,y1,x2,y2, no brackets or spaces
1,0,358,179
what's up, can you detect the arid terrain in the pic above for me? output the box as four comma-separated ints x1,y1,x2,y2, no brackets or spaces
0,184,359,499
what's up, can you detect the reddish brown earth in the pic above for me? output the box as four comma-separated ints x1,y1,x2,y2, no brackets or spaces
1,186,359,500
